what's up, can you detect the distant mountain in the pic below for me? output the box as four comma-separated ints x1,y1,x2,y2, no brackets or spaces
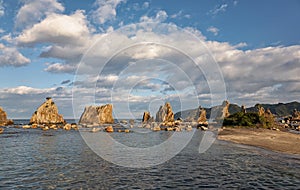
174,103,242,120
174,101,300,120
246,101,300,117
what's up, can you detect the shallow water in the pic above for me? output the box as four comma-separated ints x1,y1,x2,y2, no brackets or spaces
0,127,299,189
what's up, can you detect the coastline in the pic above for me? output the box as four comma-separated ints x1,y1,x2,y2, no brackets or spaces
218,127,300,155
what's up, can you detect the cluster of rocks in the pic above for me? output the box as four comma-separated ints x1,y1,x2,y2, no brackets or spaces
138,102,209,132
279,109,300,131
21,123,78,131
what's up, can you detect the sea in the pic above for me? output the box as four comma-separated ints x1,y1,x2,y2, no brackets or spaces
0,119,299,189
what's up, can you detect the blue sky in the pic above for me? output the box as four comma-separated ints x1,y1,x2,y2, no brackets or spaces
0,0,299,119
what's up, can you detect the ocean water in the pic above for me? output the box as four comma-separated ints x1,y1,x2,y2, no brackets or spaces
0,123,300,189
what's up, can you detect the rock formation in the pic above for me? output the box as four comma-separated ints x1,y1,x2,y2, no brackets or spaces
0,107,13,126
30,98,65,124
241,105,247,114
142,111,151,123
257,105,265,117
79,104,114,125
156,102,174,126
197,107,207,124
292,109,300,120
221,100,230,118
264,109,275,126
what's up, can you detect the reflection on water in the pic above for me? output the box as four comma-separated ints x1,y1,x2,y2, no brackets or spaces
0,127,299,189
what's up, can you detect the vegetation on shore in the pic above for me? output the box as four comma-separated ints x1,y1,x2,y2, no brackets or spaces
223,112,275,128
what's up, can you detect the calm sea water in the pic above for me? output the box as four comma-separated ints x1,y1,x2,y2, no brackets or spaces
1,121,300,189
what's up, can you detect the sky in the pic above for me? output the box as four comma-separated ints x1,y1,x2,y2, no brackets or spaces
0,0,299,119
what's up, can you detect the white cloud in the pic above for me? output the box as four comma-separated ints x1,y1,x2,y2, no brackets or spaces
140,10,168,23
207,26,219,36
0,0,4,17
0,28,4,33
92,0,125,24
17,10,90,46
209,4,228,15
15,0,64,29
0,43,30,67
44,63,77,73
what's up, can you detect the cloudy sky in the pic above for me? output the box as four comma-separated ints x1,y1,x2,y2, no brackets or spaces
0,0,299,119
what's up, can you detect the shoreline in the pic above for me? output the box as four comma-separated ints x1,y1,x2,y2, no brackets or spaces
218,127,300,155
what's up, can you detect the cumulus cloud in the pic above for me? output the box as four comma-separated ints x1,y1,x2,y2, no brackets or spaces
0,43,30,67
92,0,125,24
16,10,90,46
207,26,219,36
15,0,64,29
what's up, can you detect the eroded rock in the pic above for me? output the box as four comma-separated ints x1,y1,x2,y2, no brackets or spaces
79,104,114,125
30,97,65,124
0,107,13,126
156,102,175,126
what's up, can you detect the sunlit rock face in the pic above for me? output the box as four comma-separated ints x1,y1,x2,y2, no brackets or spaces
142,111,151,123
156,102,175,126
79,104,114,125
30,97,65,124
197,107,207,124
0,107,13,126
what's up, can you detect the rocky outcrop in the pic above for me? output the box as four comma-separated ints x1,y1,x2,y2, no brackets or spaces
241,105,247,114
0,107,13,126
197,107,207,124
221,100,230,118
292,109,300,120
156,102,174,126
257,105,265,117
264,108,275,126
79,104,114,125
30,98,65,124
142,111,151,123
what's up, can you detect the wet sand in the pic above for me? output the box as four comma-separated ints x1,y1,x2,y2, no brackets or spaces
218,128,300,155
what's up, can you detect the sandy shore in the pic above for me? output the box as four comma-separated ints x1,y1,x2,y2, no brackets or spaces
218,128,300,155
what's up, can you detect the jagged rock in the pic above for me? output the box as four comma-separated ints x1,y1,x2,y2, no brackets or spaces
241,105,247,114
30,98,65,125
292,109,300,120
0,107,13,126
257,104,265,117
156,102,175,126
221,100,230,118
142,111,151,123
79,104,114,125
197,107,207,124
264,109,275,126
0,128,4,134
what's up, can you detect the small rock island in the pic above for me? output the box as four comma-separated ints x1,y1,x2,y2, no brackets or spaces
30,97,65,124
